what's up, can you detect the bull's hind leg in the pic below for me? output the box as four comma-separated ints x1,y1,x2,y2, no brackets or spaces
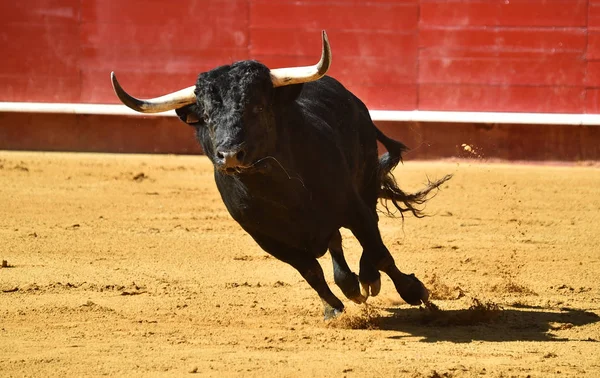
359,254,381,298
357,186,382,299
328,230,367,304
347,199,429,306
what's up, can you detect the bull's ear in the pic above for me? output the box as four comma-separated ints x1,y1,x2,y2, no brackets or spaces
274,83,304,106
175,104,204,126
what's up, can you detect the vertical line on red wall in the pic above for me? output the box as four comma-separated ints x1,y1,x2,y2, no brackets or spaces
585,0,590,113
77,0,83,104
416,0,422,111
246,0,252,59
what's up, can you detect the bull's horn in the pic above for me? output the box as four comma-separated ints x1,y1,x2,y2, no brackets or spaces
269,30,331,88
110,72,196,113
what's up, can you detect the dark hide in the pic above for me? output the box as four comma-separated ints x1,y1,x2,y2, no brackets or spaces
176,60,451,318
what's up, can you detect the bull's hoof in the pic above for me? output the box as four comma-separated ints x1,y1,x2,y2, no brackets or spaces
360,278,381,299
398,273,429,306
359,262,381,298
349,292,368,304
323,302,344,320
335,273,368,304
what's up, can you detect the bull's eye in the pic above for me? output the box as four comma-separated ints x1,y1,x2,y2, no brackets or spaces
253,105,264,114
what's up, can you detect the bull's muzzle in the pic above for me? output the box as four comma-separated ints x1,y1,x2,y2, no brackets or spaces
215,146,248,173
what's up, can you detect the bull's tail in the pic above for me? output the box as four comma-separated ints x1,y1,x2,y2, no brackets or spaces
376,128,452,218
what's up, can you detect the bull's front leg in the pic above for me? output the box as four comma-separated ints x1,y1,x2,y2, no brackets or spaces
251,233,345,319
292,257,345,319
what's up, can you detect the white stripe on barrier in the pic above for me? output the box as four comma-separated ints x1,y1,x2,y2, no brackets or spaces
1,102,600,125
0,102,175,117
369,110,600,126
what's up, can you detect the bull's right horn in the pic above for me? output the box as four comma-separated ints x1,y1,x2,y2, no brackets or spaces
111,72,197,113
269,30,331,87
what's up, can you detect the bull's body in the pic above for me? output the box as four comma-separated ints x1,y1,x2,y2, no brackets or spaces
112,33,450,318
214,76,377,257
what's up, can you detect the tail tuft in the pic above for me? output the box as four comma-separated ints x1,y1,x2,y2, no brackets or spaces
375,127,452,219
379,172,453,219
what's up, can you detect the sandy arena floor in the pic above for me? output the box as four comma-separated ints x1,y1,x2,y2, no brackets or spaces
1,151,599,377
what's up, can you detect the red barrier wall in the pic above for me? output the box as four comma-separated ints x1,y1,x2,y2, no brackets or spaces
0,0,597,113
2,112,599,161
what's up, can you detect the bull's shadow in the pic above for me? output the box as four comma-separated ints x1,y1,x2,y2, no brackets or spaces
375,303,600,343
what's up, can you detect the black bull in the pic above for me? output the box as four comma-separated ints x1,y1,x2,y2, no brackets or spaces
111,32,452,319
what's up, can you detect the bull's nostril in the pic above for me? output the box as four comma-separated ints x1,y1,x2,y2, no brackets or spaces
216,148,245,167
236,150,245,161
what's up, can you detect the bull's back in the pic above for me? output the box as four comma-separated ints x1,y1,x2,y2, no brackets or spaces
296,76,380,203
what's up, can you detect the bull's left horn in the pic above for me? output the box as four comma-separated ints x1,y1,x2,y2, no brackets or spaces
269,30,331,88
111,72,197,113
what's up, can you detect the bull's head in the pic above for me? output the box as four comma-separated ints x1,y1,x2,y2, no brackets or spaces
111,31,331,174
